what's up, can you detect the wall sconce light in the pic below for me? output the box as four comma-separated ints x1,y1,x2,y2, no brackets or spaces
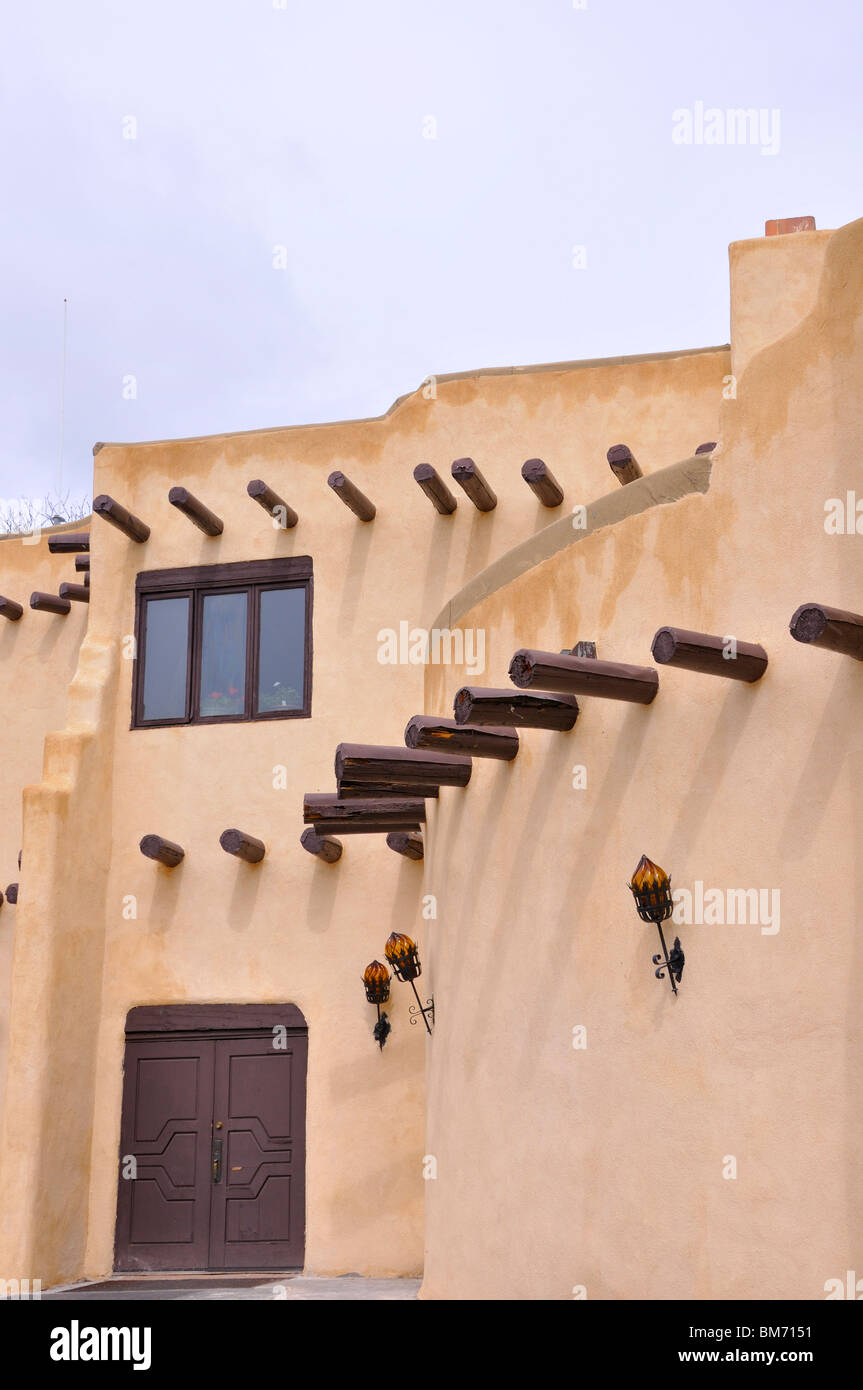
384,932,434,1034
362,960,392,1049
629,854,685,996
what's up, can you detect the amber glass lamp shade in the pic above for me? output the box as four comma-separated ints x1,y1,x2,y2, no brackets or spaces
362,960,391,1004
384,931,421,982
629,854,673,923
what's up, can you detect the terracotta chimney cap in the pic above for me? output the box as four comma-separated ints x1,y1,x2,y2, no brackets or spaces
765,216,816,236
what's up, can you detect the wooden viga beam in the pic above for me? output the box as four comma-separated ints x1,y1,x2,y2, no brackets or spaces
75,555,90,571
607,445,642,485
139,834,185,868
220,829,266,863
59,582,89,604
47,531,89,553
386,831,424,861
334,743,472,789
247,479,298,528
30,591,71,616
304,794,425,836
300,827,343,863
93,494,150,542
327,471,376,521
338,779,439,799
521,458,564,508
414,463,457,515
454,686,579,731
5,884,17,904
509,648,659,704
168,487,224,536
651,627,768,682
404,714,519,762
0,596,24,621
789,603,863,661
451,458,497,511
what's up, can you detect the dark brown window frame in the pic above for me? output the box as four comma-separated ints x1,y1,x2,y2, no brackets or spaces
132,557,313,729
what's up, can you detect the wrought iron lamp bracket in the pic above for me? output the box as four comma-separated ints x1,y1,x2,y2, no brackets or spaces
409,996,435,1032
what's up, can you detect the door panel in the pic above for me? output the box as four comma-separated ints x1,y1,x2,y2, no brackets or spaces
115,1040,215,1271
208,1036,307,1269
115,1026,307,1272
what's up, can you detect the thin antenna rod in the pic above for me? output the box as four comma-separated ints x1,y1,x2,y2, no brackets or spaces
58,297,68,495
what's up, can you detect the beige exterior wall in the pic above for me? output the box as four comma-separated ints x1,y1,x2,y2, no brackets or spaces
730,228,833,379
0,338,725,1290
420,217,862,1299
2,212,848,1298
0,527,90,1127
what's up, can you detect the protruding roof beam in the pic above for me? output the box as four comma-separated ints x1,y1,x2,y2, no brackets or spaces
168,487,224,536
327,471,376,521
451,458,497,511
521,458,564,508
405,714,518,761
247,480,298,529
789,603,863,660
607,444,642,485
651,627,768,682
30,592,71,616
59,582,89,604
48,531,89,553
454,686,578,731
335,743,472,789
93,494,150,543
413,463,457,515
509,648,658,704
0,597,23,621
139,834,185,868
219,828,266,863
337,779,439,799
304,794,424,835
300,827,343,863
386,832,424,861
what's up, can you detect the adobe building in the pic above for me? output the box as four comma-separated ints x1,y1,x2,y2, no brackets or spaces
0,214,861,1299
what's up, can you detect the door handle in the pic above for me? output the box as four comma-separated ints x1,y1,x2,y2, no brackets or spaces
212,1136,223,1183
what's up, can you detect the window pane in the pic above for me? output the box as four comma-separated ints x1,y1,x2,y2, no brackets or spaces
258,587,306,712
199,592,247,717
142,596,189,721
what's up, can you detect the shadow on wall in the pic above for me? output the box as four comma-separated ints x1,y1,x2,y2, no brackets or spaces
665,681,758,867
433,759,516,1052
513,704,654,1085
780,660,861,855
846,746,863,1271
338,524,375,634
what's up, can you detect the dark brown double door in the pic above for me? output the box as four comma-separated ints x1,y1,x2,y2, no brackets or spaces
115,1009,307,1271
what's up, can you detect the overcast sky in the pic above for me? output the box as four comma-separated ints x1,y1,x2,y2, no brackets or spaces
1,0,860,503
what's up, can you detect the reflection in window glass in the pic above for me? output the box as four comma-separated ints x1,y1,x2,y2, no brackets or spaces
199,592,247,718
258,587,305,712
142,596,190,721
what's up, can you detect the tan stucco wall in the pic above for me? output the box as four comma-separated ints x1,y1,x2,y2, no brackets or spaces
730,228,833,380
0,525,89,1128
0,330,729,1288
419,217,863,1299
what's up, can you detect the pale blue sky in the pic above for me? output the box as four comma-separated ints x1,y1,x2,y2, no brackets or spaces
1,0,860,501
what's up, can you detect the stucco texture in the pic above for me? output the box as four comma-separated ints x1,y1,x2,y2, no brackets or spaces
0,525,90,1128
0,320,726,1288
419,218,863,1299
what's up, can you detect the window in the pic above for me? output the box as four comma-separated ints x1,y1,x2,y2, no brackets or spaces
133,558,312,727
